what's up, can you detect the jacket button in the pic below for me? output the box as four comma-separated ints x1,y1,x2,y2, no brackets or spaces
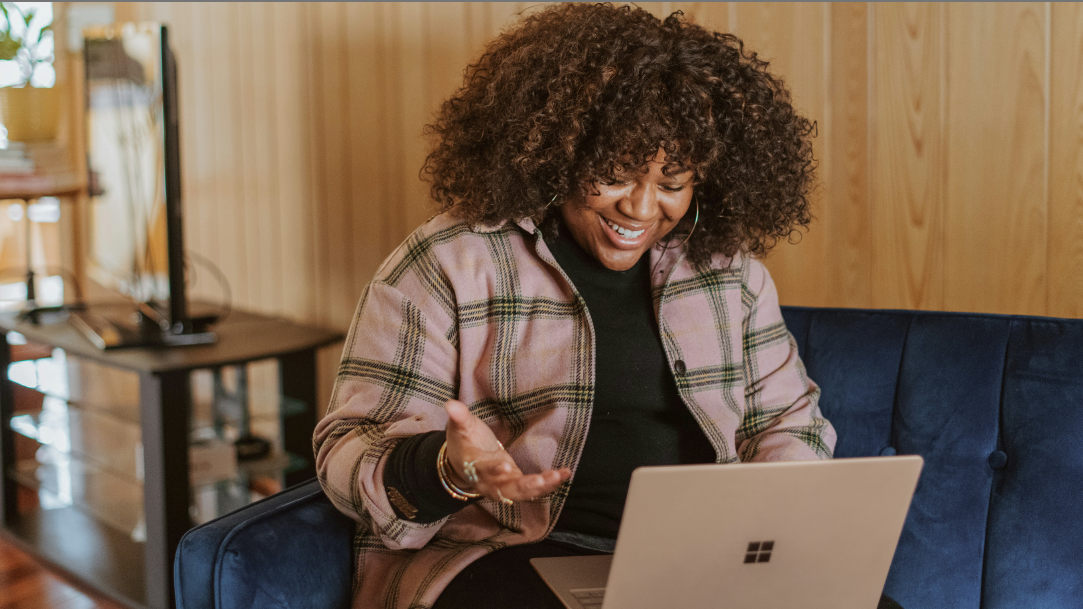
674,360,687,374
988,450,1008,470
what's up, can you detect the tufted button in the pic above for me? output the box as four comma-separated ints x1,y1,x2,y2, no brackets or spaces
988,450,1008,470
674,360,687,374
879,446,897,457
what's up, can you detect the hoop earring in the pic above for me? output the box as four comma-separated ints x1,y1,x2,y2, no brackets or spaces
545,194,559,210
678,196,700,249
650,196,699,277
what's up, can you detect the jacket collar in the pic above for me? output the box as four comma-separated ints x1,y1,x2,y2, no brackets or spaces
469,218,537,234
472,216,738,275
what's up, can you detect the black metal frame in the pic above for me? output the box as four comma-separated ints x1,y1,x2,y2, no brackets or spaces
0,342,321,609
160,25,187,334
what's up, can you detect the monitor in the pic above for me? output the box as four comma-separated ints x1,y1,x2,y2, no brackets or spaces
80,23,213,347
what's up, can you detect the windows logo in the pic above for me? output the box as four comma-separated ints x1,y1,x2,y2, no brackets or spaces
744,541,774,564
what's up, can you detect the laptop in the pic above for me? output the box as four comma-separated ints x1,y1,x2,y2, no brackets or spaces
532,456,923,609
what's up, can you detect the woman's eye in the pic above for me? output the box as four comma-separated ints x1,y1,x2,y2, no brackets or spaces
661,183,688,193
599,178,628,186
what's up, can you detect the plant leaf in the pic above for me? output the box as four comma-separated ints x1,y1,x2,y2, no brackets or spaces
35,22,50,45
0,35,19,61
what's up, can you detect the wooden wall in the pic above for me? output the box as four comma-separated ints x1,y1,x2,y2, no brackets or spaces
718,2,1080,320
105,2,1083,403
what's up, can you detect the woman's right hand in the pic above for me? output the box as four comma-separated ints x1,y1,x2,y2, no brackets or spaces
443,400,571,503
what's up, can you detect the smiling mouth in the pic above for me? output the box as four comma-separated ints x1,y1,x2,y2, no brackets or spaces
597,214,654,250
603,217,645,239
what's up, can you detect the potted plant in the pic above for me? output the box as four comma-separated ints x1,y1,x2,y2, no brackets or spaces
0,2,59,142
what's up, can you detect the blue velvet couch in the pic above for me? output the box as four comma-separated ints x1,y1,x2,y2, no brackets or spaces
174,307,1083,608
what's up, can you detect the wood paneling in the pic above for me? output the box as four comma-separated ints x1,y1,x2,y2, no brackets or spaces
944,2,1049,316
828,2,871,309
88,1,1083,409
672,3,728,31
1049,2,1083,318
734,3,829,306
311,2,351,327
870,3,945,310
271,2,316,322
344,1,386,315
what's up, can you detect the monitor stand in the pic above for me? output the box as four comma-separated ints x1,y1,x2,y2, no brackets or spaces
68,303,217,350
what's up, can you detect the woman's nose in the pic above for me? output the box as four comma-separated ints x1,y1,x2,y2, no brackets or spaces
619,181,658,220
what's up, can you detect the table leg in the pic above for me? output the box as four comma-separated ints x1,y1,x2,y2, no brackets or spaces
278,349,318,488
0,332,14,524
140,370,191,609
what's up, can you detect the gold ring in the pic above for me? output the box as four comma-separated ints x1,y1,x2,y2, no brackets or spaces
463,460,479,484
496,489,513,506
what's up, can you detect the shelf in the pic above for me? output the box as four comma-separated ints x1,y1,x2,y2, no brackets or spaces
7,343,309,426
8,413,307,528
203,389,307,420
9,362,307,431
8,381,299,449
0,308,344,373
8,347,141,424
242,450,308,481
10,396,142,481
187,449,304,525
6,338,314,537
6,505,145,608
9,448,308,538
0,169,83,200
9,408,307,483
1,306,337,609
188,453,303,526
9,445,144,538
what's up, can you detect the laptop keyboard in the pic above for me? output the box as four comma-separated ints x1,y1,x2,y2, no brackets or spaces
570,588,607,608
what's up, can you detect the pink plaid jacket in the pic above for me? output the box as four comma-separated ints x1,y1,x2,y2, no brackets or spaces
314,212,835,608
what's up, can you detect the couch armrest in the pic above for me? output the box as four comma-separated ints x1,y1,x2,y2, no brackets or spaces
174,479,355,609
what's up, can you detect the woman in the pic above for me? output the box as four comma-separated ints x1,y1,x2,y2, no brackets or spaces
315,4,891,608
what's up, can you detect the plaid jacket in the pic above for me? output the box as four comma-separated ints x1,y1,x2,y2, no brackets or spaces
314,212,835,609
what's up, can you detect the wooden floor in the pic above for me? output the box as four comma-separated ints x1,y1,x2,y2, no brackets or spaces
0,535,126,609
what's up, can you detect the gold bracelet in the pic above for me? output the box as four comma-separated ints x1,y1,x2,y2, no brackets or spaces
437,441,482,501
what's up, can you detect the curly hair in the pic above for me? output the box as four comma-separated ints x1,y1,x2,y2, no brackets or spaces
422,3,816,266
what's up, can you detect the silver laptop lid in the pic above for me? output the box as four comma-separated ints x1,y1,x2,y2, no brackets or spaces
597,456,922,609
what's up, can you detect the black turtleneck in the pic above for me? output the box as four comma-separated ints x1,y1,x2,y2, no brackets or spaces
545,223,715,539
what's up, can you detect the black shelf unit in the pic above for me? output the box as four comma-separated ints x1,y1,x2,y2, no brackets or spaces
0,309,342,609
